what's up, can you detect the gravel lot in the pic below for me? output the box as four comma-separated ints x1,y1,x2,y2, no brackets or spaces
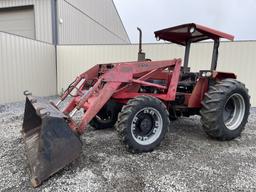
0,97,256,192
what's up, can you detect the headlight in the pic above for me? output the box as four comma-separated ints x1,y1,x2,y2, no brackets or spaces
206,71,212,77
201,71,212,77
190,27,195,34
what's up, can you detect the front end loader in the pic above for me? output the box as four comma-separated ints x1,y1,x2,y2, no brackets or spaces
22,23,250,187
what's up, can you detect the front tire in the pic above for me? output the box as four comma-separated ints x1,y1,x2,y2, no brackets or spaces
200,79,250,140
116,95,170,153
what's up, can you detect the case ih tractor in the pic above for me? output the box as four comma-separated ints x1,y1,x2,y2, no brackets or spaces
22,23,250,187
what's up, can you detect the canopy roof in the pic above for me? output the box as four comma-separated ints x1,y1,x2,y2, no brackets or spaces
154,23,234,46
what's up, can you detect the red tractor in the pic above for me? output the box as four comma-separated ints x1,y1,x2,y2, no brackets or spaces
22,23,250,187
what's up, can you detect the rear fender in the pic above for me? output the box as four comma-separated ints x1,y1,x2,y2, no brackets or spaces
188,71,236,108
212,71,236,80
188,77,209,108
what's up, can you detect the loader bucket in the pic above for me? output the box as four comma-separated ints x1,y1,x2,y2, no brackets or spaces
22,96,82,187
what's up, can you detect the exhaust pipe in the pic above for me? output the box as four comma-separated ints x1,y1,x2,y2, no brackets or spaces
137,27,146,61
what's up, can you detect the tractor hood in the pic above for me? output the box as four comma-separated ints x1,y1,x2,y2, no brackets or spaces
154,23,234,46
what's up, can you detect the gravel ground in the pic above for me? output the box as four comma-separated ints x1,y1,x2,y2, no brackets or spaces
0,97,256,192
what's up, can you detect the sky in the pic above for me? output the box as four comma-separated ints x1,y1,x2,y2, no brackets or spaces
113,0,256,43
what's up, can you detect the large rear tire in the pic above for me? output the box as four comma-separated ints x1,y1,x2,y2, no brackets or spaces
200,79,250,140
116,95,170,153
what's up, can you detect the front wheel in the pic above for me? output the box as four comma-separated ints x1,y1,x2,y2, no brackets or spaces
116,95,170,153
200,79,250,140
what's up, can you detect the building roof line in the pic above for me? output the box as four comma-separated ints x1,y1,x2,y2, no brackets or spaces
57,40,256,46
0,31,53,45
111,0,131,43
63,0,129,44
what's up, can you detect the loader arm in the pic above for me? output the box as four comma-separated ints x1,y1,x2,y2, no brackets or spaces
61,58,181,134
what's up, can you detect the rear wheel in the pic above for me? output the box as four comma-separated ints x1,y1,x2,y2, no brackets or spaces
116,95,170,153
200,79,250,140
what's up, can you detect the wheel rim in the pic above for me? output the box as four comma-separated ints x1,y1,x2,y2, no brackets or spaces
95,110,112,123
223,93,246,130
95,108,113,123
131,107,163,145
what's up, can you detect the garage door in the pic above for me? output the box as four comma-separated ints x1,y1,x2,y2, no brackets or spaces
0,6,35,39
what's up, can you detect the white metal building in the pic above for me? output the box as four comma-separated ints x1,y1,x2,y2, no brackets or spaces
0,1,255,106
0,0,130,44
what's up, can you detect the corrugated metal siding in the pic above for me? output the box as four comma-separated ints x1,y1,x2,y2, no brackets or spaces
57,0,130,44
0,0,52,43
0,6,35,39
0,32,56,104
57,42,256,106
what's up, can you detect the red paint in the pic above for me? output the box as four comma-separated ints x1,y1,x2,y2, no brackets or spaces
212,71,236,80
188,78,209,108
155,23,234,45
59,59,182,134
